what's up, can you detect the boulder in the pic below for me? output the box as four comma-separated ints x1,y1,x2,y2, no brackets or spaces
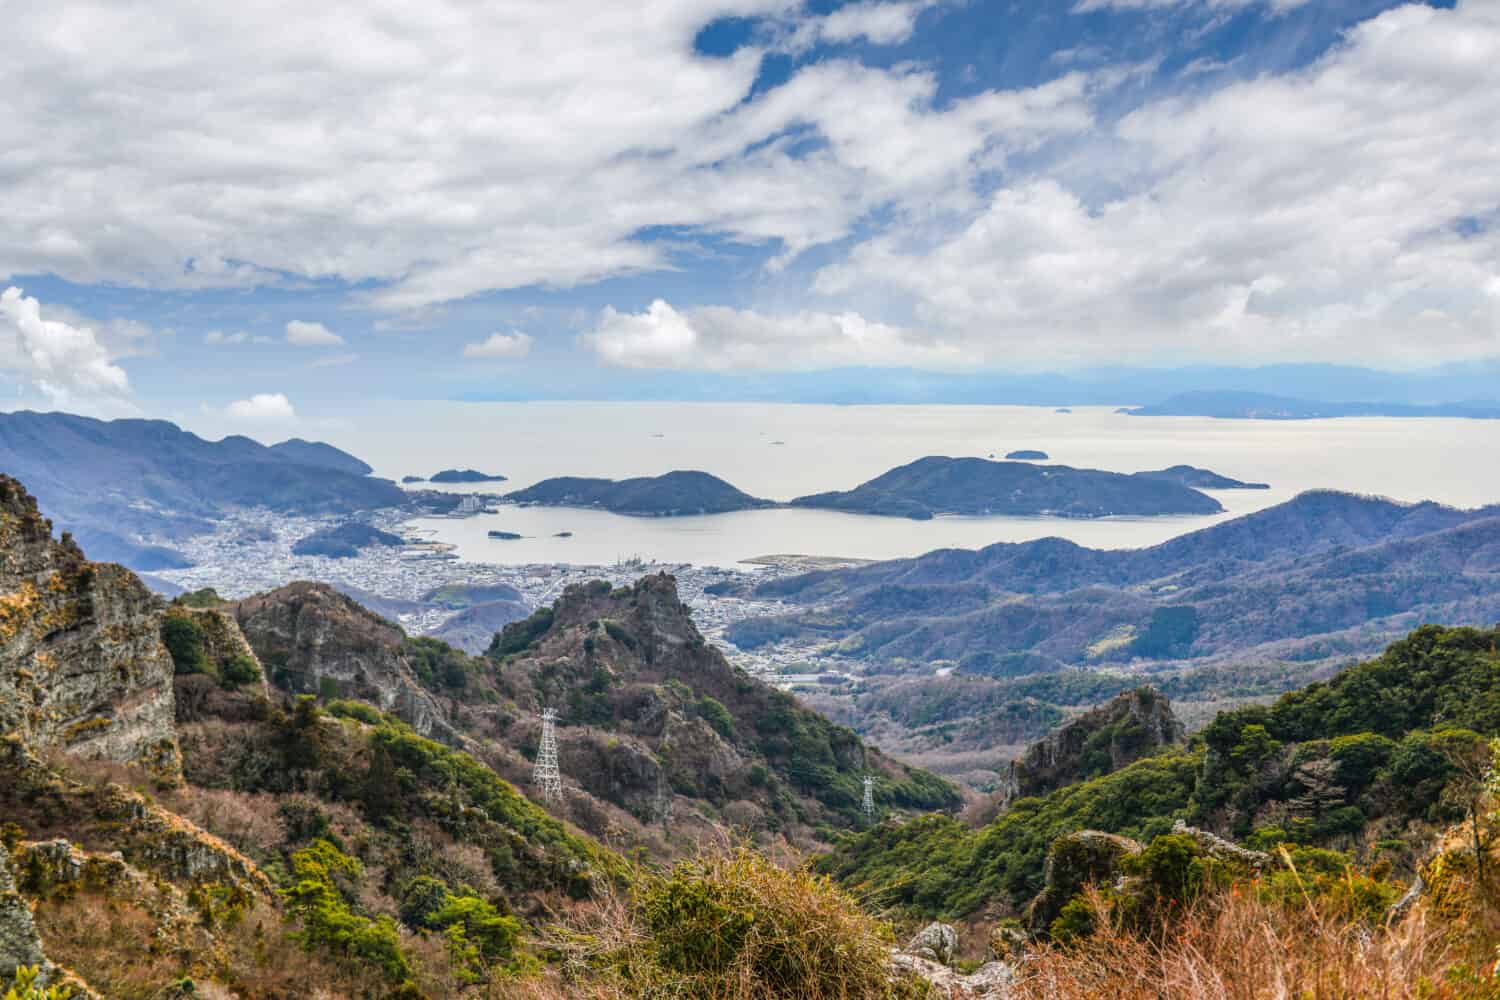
905,921,960,965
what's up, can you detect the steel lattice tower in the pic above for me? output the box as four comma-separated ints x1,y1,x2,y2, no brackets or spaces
534,708,562,804
862,775,875,819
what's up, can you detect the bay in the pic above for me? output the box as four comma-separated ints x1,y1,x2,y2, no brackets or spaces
319,401,1500,568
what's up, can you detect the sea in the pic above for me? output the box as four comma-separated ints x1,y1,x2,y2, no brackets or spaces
320,402,1500,569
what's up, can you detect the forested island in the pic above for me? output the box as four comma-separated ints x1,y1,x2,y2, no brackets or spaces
790,456,1225,520
507,470,775,516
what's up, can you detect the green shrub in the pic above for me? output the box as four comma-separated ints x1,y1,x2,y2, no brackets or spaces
694,696,735,741
631,848,926,999
161,613,213,677
282,839,411,982
3,967,74,1000
221,654,261,687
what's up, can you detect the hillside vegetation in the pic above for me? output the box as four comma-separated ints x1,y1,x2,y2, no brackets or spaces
816,624,1500,920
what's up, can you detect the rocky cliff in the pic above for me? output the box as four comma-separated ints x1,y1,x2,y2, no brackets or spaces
232,581,455,741
1000,687,1183,808
0,475,179,777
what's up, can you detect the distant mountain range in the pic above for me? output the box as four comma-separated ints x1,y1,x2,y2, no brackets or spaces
789,456,1227,519
1125,390,1500,420
737,491,1500,669
0,410,403,569
732,490,1500,786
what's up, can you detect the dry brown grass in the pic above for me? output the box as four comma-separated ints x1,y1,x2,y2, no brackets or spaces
1010,886,1494,1000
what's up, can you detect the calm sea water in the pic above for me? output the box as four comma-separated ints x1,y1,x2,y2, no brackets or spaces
317,402,1500,568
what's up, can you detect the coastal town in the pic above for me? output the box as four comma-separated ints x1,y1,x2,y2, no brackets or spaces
148,504,840,686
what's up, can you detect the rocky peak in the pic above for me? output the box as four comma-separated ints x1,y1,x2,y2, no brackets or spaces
232,581,455,741
1000,687,1183,809
0,475,179,777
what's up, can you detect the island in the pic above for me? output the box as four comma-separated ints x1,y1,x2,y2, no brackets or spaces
291,521,405,558
430,468,508,483
1005,449,1049,460
789,456,1224,520
1055,408,1072,414
1133,465,1270,490
487,530,523,540
1123,391,1500,420
506,470,774,516
554,531,574,538
401,475,425,484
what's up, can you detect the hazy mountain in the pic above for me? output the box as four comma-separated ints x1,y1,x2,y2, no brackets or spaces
1125,390,1500,419
0,410,404,570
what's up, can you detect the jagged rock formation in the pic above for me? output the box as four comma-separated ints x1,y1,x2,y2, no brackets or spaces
232,582,455,742
1026,830,1144,934
1168,819,1271,874
0,476,179,777
1000,687,1183,809
477,574,960,839
0,843,48,983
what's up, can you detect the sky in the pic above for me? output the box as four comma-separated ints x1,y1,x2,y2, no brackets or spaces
1,0,1496,428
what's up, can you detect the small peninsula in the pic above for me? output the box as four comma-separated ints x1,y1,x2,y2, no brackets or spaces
1005,449,1049,460
1133,465,1270,490
291,521,405,558
790,456,1224,520
507,470,774,516
430,468,508,483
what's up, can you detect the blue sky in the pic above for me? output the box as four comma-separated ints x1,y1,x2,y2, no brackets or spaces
1,0,1494,428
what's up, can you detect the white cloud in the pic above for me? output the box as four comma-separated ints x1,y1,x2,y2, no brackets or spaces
284,320,343,347
0,286,132,402
204,329,249,345
810,1,1500,367
224,392,296,421
0,1,1093,312
1072,0,1309,13
584,299,968,371
463,331,533,360
785,2,934,49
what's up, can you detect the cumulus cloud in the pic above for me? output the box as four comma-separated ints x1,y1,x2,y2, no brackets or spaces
285,320,343,347
463,331,533,360
224,392,296,421
204,329,249,345
584,299,969,371
0,1,1096,312
811,1,1500,367
0,286,131,402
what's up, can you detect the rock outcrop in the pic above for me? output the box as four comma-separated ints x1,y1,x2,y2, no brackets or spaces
0,843,48,982
232,582,455,742
1026,829,1143,935
1000,687,1183,809
0,476,179,777
905,922,959,964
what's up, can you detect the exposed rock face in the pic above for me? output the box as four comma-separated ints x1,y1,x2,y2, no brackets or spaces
0,476,179,776
1001,687,1183,808
905,921,959,964
232,582,454,741
1026,830,1143,935
0,843,48,981
480,574,960,836
892,952,1013,998
1168,819,1271,873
